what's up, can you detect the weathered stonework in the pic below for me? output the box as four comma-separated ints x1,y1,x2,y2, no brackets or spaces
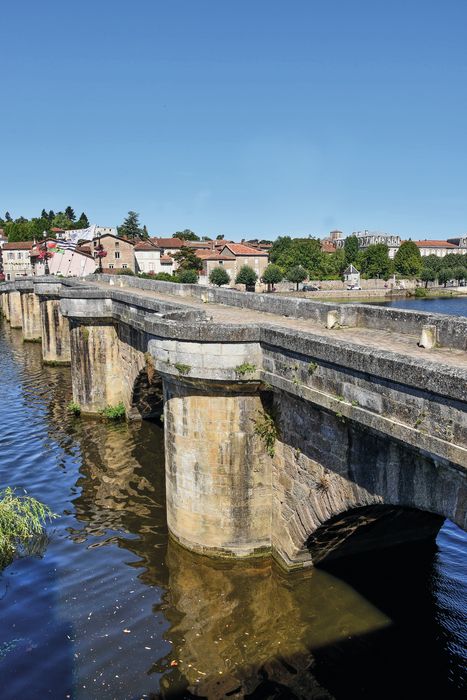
40,298,71,364
20,291,42,341
8,290,23,328
2,276,467,569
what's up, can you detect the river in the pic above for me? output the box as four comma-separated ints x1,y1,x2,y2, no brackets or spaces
0,318,466,699
357,295,467,317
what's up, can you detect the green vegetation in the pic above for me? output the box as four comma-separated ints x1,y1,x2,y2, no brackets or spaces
67,401,81,416
0,487,57,568
262,264,283,291
394,241,422,277
414,287,428,297
173,246,203,272
114,268,135,275
177,269,199,284
101,402,126,421
209,267,230,287
360,243,392,279
235,363,256,376
117,211,148,240
1,206,90,242
254,410,278,457
235,265,258,286
308,361,317,374
173,229,200,241
174,362,191,375
287,265,308,290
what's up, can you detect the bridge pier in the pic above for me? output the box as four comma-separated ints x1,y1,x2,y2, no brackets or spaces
151,338,272,559
1,292,10,322
8,291,23,329
39,295,71,365
69,320,124,413
20,291,42,341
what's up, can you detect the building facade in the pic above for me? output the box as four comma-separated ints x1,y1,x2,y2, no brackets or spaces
93,234,136,272
2,241,34,280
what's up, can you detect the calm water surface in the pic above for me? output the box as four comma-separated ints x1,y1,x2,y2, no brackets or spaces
0,318,466,698
359,295,467,317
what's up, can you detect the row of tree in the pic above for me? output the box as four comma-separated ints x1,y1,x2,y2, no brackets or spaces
1,208,90,242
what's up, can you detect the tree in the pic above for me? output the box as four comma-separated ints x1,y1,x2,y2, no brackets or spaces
177,269,198,284
235,265,258,287
141,225,149,239
269,236,324,276
453,266,467,285
420,268,436,288
48,210,55,221
216,234,224,240
118,211,143,240
52,212,74,230
65,206,75,221
360,244,392,279
174,229,199,241
286,265,308,290
4,212,11,222
438,268,451,287
344,235,359,266
262,264,283,291
173,246,203,271
394,241,422,277
209,267,230,287
40,209,48,220
76,212,90,229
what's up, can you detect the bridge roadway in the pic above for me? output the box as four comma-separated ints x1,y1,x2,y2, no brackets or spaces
92,279,467,371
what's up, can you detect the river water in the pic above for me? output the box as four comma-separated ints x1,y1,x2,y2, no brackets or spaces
358,295,467,317
0,318,466,699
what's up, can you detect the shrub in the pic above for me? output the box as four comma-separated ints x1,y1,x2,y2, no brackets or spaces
0,487,57,568
235,265,258,286
262,264,283,291
287,265,308,290
67,401,81,416
114,268,135,276
414,287,428,297
101,402,126,421
174,362,191,375
209,267,230,287
254,410,278,457
235,363,256,376
177,269,198,284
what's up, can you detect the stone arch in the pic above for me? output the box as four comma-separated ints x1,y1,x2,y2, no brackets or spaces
128,361,164,420
271,392,467,568
305,504,444,565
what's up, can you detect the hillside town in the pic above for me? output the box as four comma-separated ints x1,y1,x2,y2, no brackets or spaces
1,210,467,290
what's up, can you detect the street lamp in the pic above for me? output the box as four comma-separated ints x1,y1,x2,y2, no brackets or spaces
94,235,107,273
41,231,51,276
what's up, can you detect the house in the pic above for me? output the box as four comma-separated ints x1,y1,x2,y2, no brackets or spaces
343,264,360,288
150,238,184,256
91,233,136,272
335,231,401,259
2,241,35,280
196,250,236,286
414,240,463,258
31,241,96,277
134,240,175,275
218,243,269,283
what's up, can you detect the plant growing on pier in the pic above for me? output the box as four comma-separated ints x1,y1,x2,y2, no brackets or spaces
0,488,57,569
234,362,256,376
67,401,81,416
254,410,278,457
101,402,126,421
174,362,191,375
308,361,318,375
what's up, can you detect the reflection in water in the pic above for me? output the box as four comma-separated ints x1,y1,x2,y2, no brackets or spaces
0,318,466,699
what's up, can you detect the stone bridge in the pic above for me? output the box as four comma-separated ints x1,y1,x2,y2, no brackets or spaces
1,275,466,570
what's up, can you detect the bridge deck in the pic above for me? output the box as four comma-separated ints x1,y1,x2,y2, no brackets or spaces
93,281,467,371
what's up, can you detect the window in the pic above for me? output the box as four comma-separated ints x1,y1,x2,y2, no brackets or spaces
219,260,224,265
8,252,14,259
115,242,119,248
122,264,128,269
115,252,120,259
109,264,114,269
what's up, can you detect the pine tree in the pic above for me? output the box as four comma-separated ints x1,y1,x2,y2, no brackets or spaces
77,212,90,228
48,210,55,221
118,211,143,240
142,225,149,239
41,209,48,220
5,212,11,222
65,206,76,221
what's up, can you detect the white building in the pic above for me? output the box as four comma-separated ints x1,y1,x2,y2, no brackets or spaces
2,241,34,280
335,230,401,259
414,240,463,258
32,243,96,277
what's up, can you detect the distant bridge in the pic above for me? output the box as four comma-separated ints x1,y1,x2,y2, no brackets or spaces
1,275,466,569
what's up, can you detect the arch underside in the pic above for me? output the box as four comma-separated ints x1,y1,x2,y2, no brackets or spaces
306,504,444,564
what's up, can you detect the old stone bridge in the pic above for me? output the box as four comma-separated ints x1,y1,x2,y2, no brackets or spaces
1,275,466,570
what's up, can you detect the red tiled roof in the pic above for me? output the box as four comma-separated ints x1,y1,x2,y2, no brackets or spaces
321,241,336,253
152,237,184,248
414,240,458,248
51,227,64,233
221,243,269,256
3,241,34,250
195,251,231,260
160,255,174,263
134,241,159,251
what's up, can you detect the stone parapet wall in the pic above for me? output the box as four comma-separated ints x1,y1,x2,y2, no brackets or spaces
94,274,467,351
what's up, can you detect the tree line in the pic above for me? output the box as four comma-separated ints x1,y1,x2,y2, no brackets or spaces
1,207,90,242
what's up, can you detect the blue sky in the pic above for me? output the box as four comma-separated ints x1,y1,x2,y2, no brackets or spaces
1,0,466,239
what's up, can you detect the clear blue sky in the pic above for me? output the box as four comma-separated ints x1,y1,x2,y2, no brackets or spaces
1,0,466,240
